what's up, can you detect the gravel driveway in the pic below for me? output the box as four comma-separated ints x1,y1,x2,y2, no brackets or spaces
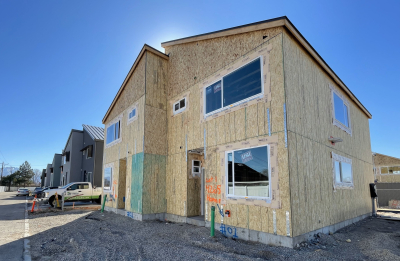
27,209,400,260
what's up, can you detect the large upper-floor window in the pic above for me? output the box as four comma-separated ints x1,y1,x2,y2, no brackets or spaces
205,57,263,116
333,93,349,127
331,88,351,135
106,121,120,145
226,145,270,199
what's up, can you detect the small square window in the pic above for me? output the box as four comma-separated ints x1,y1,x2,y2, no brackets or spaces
192,160,201,177
173,97,187,115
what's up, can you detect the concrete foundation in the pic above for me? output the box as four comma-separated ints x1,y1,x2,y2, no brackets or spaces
103,206,371,248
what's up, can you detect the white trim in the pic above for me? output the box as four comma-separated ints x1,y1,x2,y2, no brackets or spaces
330,85,352,136
332,152,354,189
225,144,271,201
192,160,201,177
127,103,138,125
105,113,123,148
203,56,264,118
173,97,187,115
103,163,114,192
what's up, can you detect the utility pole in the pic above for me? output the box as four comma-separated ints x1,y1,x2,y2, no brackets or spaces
0,162,7,182
0,162,3,182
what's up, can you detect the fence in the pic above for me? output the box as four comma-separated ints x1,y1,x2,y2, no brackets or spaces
376,183,400,207
0,186,7,192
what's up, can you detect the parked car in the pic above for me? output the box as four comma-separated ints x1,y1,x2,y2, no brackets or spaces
43,182,102,207
16,189,29,196
32,187,45,197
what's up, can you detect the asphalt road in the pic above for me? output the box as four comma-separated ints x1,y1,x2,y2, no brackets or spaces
0,192,26,261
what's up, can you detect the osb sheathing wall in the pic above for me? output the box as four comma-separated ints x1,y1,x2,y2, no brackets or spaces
103,94,145,211
165,29,292,237
143,51,168,214
282,29,374,237
103,51,168,214
374,153,400,183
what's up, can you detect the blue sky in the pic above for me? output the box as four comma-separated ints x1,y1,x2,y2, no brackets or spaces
0,1,399,170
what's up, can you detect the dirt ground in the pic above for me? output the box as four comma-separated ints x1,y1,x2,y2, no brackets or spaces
27,209,400,261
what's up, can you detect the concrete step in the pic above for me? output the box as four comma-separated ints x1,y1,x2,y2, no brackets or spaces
186,216,205,227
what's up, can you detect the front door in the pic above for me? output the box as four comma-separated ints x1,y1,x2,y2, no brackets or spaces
117,158,127,209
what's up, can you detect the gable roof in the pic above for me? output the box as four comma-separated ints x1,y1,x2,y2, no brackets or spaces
161,16,371,119
83,124,104,141
102,44,169,124
62,129,84,152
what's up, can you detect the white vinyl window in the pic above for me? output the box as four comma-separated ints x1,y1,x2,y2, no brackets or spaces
129,108,136,119
192,160,201,177
205,57,263,117
127,105,138,125
106,121,121,145
225,145,270,199
103,167,112,191
173,98,186,115
331,88,351,135
332,152,353,188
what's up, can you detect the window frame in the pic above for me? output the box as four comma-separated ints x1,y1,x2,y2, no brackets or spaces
86,145,93,159
105,115,122,148
332,152,354,189
192,160,201,177
331,87,352,135
225,144,271,201
103,167,113,192
173,97,187,115
204,56,264,118
127,104,138,125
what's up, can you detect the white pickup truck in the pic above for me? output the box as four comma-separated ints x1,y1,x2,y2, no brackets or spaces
43,182,102,207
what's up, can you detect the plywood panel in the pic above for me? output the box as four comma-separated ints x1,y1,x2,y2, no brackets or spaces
283,29,374,236
145,52,168,110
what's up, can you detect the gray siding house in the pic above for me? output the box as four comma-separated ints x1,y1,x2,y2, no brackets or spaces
45,164,52,187
60,125,104,187
61,129,83,185
41,169,46,187
81,124,104,188
51,154,62,186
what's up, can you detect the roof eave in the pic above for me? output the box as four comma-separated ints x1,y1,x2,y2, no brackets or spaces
102,44,169,124
160,17,371,119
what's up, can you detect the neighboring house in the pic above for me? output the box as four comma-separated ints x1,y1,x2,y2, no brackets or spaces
41,169,46,187
373,153,400,183
61,129,83,186
373,153,400,207
60,125,104,187
51,154,62,186
45,164,52,187
101,16,373,247
80,124,104,188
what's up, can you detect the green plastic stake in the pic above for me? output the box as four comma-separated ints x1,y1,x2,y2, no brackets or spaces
101,194,107,213
210,206,215,237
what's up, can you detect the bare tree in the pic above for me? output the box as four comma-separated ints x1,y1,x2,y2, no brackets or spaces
33,169,41,186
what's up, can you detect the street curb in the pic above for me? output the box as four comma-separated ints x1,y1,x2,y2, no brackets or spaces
24,197,31,261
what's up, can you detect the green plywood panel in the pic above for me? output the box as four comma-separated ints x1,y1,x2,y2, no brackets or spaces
131,152,143,213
